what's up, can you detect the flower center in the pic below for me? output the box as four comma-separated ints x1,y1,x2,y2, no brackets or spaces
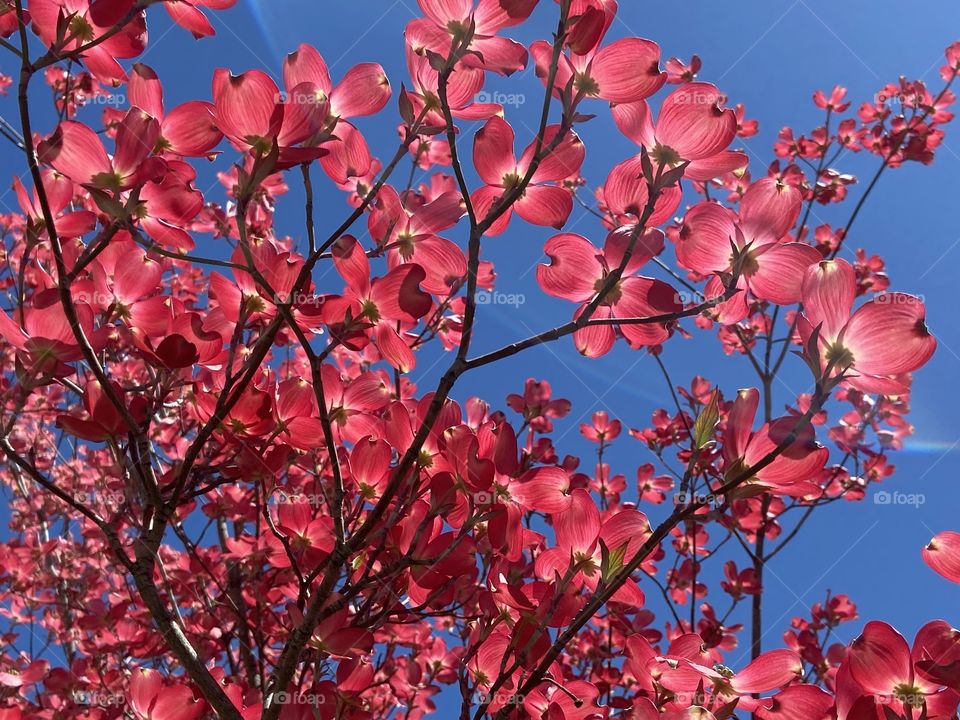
825,342,855,369
651,144,682,167
574,72,600,96
594,277,622,304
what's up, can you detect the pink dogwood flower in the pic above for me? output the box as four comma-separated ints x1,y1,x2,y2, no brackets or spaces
471,116,584,234
406,0,537,76
800,258,936,393
537,227,681,356
677,177,822,316
612,82,747,181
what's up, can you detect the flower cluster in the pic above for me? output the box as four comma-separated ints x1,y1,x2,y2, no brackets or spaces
0,1,956,720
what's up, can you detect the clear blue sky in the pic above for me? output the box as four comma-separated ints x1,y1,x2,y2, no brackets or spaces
2,0,959,700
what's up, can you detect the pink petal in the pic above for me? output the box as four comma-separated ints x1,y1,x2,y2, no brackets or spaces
529,39,574,98
739,178,802,244
113,251,162,304
398,235,467,295
148,683,203,720
371,264,432,322
411,191,465,234
574,304,616,357
705,273,750,325
730,649,802,693
165,1,215,38
599,508,650,559
141,216,196,252
405,18,457,68
511,467,572,514
748,243,822,305
655,82,736,161
842,295,936,376
523,126,584,183
128,63,164,118
330,63,391,118
113,108,161,181
283,43,332,94
277,378,317,420
746,417,828,488
473,115,517,186
55,211,97,238
677,201,739,274
470,36,528,76
611,99,655,147
319,121,373,183
417,0,471,26
610,579,645,606
37,122,111,185
332,234,371,291
847,621,913,695
162,101,222,157
537,233,603,302
684,150,748,181
350,436,391,487
912,619,960,690
755,685,835,720
603,155,682,225
725,388,759,461
83,45,131,86
590,38,665,103
515,185,573,229
554,488,600,554
129,668,162,718
89,0,136,26
279,82,328,146
212,68,284,146
615,276,683,347
603,226,665,275
923,531,960,584
141,160,203,222
801,259,856,342
534,546,573,583
470,185,513,236
474,0,537,32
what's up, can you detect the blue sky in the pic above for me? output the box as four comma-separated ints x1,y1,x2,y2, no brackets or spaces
2,0,960,698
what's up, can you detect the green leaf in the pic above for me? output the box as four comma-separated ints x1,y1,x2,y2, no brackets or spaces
397,83,414,126
599,538,627,583
692,389,720,450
